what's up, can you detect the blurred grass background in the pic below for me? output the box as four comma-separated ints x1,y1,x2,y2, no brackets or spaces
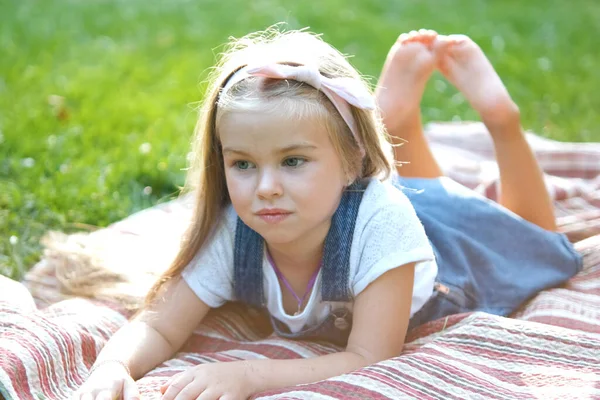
1,0,599,280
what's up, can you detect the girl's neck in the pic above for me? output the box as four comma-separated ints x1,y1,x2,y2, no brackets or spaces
267,242,323,274
266,221,330,275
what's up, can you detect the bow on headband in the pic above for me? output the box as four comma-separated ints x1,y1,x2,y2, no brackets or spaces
221,63,376,157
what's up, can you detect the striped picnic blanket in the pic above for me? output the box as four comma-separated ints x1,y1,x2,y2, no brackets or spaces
1,122,600,399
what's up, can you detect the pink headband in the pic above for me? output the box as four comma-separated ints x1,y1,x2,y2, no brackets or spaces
221,63,375,157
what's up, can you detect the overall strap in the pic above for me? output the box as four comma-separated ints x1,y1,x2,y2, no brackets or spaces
233,218,265,308
321,179,368,301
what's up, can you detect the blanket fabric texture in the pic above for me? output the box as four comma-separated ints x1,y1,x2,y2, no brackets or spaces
1,122,600,399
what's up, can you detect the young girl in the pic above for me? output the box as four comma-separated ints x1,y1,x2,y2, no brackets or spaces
74,29,581,400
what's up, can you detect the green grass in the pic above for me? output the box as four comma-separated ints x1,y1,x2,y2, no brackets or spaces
1,0,599,280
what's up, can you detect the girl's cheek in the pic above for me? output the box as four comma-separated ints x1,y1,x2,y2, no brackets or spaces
228,174,254,198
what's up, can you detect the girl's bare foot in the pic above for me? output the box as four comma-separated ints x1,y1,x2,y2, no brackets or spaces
375,29,447,178
436,34,520,133
437,34,556,231
376,29,443,135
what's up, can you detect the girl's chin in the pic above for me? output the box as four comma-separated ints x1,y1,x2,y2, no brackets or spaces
259,230,298,245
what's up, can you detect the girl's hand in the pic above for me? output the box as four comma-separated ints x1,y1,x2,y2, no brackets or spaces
72,363,140,400
160,361,256,400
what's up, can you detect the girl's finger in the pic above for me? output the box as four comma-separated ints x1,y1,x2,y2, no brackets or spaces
173,381,207,400
161,374,195,400
161,372,183,393
90,379,124,400
123,377,141,400
195,389,221,400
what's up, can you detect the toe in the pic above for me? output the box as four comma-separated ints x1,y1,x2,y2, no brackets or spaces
422,29,438,45
401,29,437,46
427,29,438,40
433,35,452,50
434,35,460,60
405,30,420,42
396,32,410,44
447,34,469,45
419,28,437,37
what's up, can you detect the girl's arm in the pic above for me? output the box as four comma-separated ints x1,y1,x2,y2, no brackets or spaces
246,262,416,392
92,277,212,379
160,264,415,399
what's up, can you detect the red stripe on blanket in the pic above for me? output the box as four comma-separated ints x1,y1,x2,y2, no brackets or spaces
361,363,466,400
447,333,599,368
2,348,35,400
182,335,320,360
474,318,600,348
520,316,600,335
306,381,386,400
402,354,510,399
17,324,57,397
259,379,390,400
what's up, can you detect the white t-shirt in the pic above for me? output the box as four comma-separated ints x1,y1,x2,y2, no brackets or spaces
182,178,437,333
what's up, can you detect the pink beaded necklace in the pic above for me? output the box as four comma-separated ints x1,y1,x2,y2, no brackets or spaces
266,251,322,316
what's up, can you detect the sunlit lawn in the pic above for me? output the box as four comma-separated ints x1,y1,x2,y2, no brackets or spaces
1,0,599,279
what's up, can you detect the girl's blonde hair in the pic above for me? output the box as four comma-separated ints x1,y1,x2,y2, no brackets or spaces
145,27,394,305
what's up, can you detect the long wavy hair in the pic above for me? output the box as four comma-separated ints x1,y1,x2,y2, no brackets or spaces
145,27,395,305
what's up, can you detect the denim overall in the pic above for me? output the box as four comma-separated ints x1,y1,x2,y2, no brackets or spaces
398,177,583,330
233,177,583,346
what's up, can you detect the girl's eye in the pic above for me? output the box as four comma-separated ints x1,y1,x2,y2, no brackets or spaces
283,157,306,167
234,160,254,170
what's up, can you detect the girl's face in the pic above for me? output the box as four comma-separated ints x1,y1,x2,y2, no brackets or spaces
219,109,348,250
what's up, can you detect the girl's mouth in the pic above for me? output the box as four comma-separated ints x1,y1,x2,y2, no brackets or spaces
256,209,292,224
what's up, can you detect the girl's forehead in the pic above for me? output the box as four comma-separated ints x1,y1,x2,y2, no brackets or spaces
218,110,332,149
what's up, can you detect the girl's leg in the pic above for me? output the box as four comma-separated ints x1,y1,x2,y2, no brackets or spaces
375,30,445,179
437,35,557,231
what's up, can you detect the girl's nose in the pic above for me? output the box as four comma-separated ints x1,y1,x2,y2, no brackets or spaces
256,168,283,199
